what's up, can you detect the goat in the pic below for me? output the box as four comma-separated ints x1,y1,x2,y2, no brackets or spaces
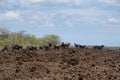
43,46,49,50
53,45,60,50
60,42,70,48
12,44,23,51
79,45,86,49
39,46,44,49
93,45,104,50
74,43,79,48
48,43,52,48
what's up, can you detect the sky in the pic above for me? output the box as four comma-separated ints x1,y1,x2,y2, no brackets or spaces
0,0,120,46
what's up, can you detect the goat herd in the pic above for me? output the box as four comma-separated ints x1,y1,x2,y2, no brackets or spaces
0,42,105,52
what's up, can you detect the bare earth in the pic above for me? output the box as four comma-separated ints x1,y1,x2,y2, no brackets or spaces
0,48,120,80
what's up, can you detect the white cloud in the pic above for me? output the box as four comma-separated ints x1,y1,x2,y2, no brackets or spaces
54,0,88,5
54,0,69,3
74,0,86,5
32,15,40,20
19,0,87,6
28,12,56,28
48,12,56,18
98,0,120,6
99,0,113,4
1,11,20,20
29,20,55,28
107,16,119,24
23,0,46,3
30,0,45,3
65,20,74,27
57,7,107,17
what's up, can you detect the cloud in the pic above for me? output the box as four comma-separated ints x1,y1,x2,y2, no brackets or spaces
30,0,46,3
98,0,120,6
74,0,86,5
32,15,40,20
28,0,47,5
0,0,119,28
107,16,119,24
99,0,113,4
58,7,107,16
53,0,86,5
25,12,56,28
54,0,69,4
65,20,74,27
29,20,55,28
19,0,87,7
1,11,20,20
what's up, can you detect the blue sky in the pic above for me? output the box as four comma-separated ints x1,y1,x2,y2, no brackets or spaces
0,0,120,46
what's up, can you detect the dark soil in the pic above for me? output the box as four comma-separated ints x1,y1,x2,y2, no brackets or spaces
0,48,120,80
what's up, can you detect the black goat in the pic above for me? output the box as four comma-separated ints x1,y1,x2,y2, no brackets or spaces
53,45,60,50
39,46,44,49
43,46,49,50
60,42,70,48
48,43,52,48
12,44,23,51
93,45,104,50
79,45,86,49
74,43,86,49
74,43,79,48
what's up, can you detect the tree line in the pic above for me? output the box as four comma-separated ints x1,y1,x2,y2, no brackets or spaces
0,27,61,49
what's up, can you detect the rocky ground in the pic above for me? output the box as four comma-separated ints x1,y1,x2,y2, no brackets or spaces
0,48,120,80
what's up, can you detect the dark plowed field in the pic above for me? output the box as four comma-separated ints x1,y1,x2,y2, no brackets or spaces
0,48,120,80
